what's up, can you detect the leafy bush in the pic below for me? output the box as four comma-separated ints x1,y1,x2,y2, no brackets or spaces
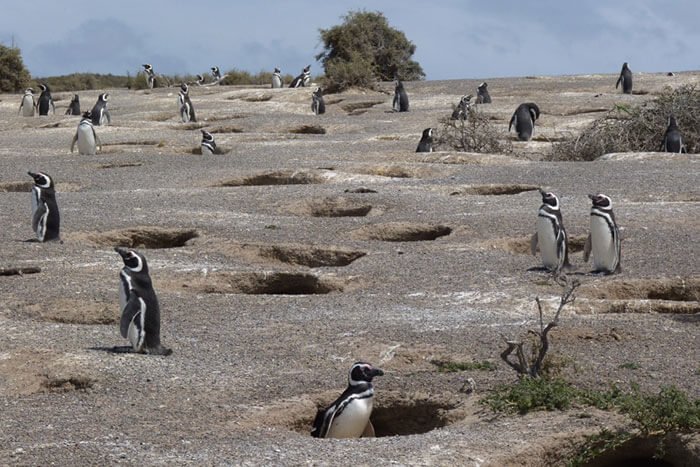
34,73,129,92
0,44,31,92
220,69,294,86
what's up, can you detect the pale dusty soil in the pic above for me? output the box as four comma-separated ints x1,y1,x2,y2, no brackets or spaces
0,71,698,466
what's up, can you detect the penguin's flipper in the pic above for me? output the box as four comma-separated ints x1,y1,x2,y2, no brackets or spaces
70,133,78,153
616,76,622,89
119,292,142,339
509,114,516,132
583,233,592,262
361,420,376,438
311,406,335,438
93,128,102,152
51,101,56,114
530,232,539,256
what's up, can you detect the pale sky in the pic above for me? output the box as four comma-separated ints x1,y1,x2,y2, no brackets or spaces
1,1,697,80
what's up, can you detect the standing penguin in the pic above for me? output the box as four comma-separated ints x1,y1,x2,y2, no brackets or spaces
450,95,472,121
195,74,205,86
115,247,172,355
90,93,111,126
583,193,621,274
28,171,60,242
18,88,36,117
616,62,633,94
211,66,222,81
476,82,491,104
37,84,55,115
65,94,81,115
289,65,311,88
530,189,570,273
660,115,687,153
311,362,384,439
142,64,156,89
200,129,223,155
178,83,196,123
509,103,540,141
311,87,326,115
392,79,409,112
271,67,283,88
71,111,102,155
416,128,434,153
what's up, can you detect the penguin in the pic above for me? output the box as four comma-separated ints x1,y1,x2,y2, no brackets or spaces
90,93,111,126
616,62,633,94
392,79,409,112
37,84,55,115
195,74,205,86
659,115,687,153
200,129,223,155
115,247,172,356
65,94,81,116
476,82,491,104
18,88,36,117
178,83,196,123
416,128,434,153
311,362,384,439
142,64,156,89
271,67,283,88
311,87,326,115
289,65,311,88
530,189,570,273
28,171,60,242
450,95,472,121
509,103,540,141
211,66,222,82
71,111,102,155
583,194,621,274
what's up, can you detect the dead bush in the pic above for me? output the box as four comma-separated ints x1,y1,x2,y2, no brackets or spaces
436,107,512,154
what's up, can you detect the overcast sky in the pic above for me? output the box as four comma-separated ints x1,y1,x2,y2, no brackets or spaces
1,1,697,80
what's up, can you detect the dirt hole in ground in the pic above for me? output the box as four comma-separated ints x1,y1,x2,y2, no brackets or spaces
353,165,418,178
0,181,82,192
578,434,694,467
450,184,539,196
71,227,199,249
214,170,326,187
289,125,326,135
341,100,385,115
371,393,463,436
289,197,373,217
172,271,348,295
483,234,587,255
17,299,118,324
221,243,366,267
209,126,244,133
352,222,452,242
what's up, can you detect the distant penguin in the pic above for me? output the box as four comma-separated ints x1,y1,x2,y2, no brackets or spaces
450,94,472,121
289,65,311,88
272,67,283,88
90,93,111,126
28,171,60,242
115,247,172,355
195,74,205,86
18,88,36,117
311,362,384,439
71,111,102,155
211,66,222,82
530,189,570,273
393,79,409,112
660,115,687,153
583,193,621,274
65,94,81,115
476,82,491,104
509,103,540,141
416,128,434,153
142,64,156,89
312,87,326,115
178,83,196,123
200,129,223,155
37,84,55,115
616,62,633,94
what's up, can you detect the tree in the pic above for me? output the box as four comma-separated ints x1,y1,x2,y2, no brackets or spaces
0,44,31,92
316,10,425,92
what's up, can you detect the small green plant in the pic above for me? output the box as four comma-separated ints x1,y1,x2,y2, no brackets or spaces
482,377,578,414
431,359,497,373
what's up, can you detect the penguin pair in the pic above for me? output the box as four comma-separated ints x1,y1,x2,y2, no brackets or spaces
660,115,687,153
476,82,491,104
90,93,111,125
200,129,225,155
271,67,283,88
392,79,409,112
65,94,81,116
450,95,472,121
28,171,61,242
509,103,540,141
289,65,311,88
311,362,384,438
616,62,633,94
531,190,621,274
416,128,434,153
311,87,326,115
71,111,102,155
37,84,56,115
178,83,196,123
18,88,36,116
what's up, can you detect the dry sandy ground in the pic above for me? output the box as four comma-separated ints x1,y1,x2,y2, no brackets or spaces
0,71,698,466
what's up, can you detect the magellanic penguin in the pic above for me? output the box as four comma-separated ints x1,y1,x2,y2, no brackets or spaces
393,79,409,112
272,67,283,88
28,171,60,242
660,115,687,153
509,103,540,141
311,87,326,115
142,63,156,89
18,88,36,117
178,83,196,123
289,65,311,88
37,84,56,115
211,66,223,82
90,93,111,126
530,189,570,273
416,128,435,153
311,362,384,439
65,94,81,115
450,94,473,121
476,82,491,104
115,247,172,356
616,62,633,94
583,194,621,274
71,111,102,155
200,129,224,155
195,74,205,86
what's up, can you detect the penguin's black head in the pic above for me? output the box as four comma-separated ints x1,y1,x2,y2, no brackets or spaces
313,87,323,96
422,127,434,139
196,74,204,81
39,83,48,92
668,115,678,128
539,189,559,209
28,171,54,189
274,67,281,73
81,111,93,120
180,83,189,94
143,64,152,70
100,93,109,102
462,94,473,104
201,129,214,142
588,193,613,210
527,103,541,120
303,65,311,73
72,94,79,102
115,247,148,273
479,82,487,90
348,362,384,386
25,88,34,94
211,66,219,73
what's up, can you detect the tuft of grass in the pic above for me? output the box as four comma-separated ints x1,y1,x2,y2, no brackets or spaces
482,377,578,414
431,359,497,373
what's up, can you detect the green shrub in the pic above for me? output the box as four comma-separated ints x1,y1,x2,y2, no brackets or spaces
0,44,31,92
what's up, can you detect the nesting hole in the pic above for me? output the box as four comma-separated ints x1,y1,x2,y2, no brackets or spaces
579,277,700,301
341,100,385,115
71,227,199,249
579,434,693,467
352,222,452,242
371,396,460,437
222,243,366,267
289,197,373,217
215,170,326,187
485,234,587,254
209,126,244,133
174,271,348,295
450,184,539,196
19,299,118,324
353,165,417,178
289,125,326,135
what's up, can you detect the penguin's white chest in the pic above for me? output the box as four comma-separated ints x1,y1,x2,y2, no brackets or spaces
77,124,96,155
590,216,616,270
537,215,559,269
21,96,35,116
328,396,373,439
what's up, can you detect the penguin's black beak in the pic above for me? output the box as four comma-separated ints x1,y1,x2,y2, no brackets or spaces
115,246,130,259
369,367,384,378
587,194,596,201
27,171,37,178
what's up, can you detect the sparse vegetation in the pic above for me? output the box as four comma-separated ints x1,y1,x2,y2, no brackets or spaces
436,108,512,154
0,44,31,92
431,359,497,372
220,69,294,87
